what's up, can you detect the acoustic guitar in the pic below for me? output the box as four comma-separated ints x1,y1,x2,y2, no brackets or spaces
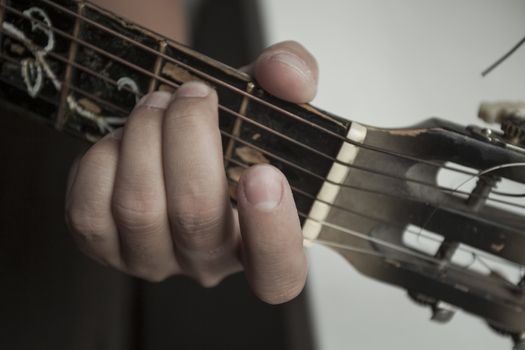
1,0,524,348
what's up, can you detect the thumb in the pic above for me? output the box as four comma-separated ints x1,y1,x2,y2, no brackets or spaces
237,165,307,304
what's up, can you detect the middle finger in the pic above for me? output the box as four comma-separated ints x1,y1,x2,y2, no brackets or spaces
163,81,240,285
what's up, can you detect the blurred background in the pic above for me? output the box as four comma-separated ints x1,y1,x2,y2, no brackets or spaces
260,1,525,349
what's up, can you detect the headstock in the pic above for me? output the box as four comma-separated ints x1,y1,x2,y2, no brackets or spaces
309,103,525,348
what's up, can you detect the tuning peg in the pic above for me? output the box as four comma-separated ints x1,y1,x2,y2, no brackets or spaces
430,302,456,324
478,101,525,125
478,101,525,147
513,335,525,350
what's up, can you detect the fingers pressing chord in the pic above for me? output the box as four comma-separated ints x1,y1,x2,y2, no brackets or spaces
66,41,318,303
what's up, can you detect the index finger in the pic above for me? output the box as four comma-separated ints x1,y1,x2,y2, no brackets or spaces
243,40,319,103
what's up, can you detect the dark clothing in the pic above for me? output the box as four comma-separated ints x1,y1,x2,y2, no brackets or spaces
0,1,314,349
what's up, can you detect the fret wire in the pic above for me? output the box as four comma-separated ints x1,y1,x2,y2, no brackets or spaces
8,41,513,264
3,43,523,231
0,2,520,296
16,33,512,267
0,13,507,206
0,5,482,192
1,24,524,213
1,89,520,243
0,21,447,192
148,40,167,93
32,0,479,178
0,27,140,97
224,82,255,169
55,2,84,130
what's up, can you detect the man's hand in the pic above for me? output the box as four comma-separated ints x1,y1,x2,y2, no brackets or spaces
65,41,319,304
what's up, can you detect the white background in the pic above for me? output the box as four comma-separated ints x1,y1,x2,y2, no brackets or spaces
260,1,525,349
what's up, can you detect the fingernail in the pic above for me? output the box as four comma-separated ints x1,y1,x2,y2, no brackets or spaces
242,165,283,211
175,81,210,98
136,91,172,109
268,51,313,82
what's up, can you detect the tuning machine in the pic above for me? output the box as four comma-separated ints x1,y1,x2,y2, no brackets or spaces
430,302,456,323
407,292,456,324
514,337,525,350
469,101,525,154
488,323,525,350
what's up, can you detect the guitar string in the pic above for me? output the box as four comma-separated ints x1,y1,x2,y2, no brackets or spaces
296,211,519,289
1,53,503,274
308,239,388,259
4,6,524,238
221,127,525,230
310,239,514,284
481,34,525,77
2,45,525,231
226,156,523,270
229,175,522,290
0,5,484,198
1,31,520,288
6,5,525,211
1,17,524,213
16,0,482,178
419,162,525,235
2,48,524,234
1,56,518,273
2,53,130,115
313,238,523,289
1,3,513,300
0,54,520,232
0,57,507,271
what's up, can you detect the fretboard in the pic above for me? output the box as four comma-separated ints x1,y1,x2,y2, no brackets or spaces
0,0,352,220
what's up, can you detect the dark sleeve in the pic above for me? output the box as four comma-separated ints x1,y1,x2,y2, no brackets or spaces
0,1,315,349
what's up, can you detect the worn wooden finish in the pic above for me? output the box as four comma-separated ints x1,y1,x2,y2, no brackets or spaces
319,119,525,333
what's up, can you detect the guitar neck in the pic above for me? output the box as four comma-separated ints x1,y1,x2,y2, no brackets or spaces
0,0,352,220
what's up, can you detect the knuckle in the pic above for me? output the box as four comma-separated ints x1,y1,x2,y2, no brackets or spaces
66,206,107,245
167,99,216,123
81,144,118,171
171,200,223,238
112,194,164,232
